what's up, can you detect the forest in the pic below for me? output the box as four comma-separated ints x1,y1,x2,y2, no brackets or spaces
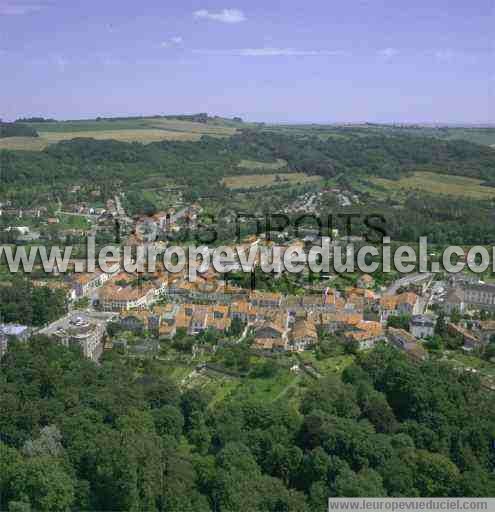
0,340,494,511
0,123,39,139
2,128,495,245
2,129,495,192
0,279,67,327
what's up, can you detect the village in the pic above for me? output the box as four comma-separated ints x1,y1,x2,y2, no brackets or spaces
3,198,495,391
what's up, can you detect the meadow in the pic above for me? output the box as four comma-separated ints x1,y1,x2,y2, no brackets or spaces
370,171,495,200
222,172,322,189
237,158,288,170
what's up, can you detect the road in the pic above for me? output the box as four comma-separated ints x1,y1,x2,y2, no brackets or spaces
385,272,433,295
114,195,133,223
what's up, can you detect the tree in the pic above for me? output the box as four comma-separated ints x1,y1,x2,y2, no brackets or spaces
435,311,446,336
344,338,360,355
412,451,460,496
450,308,461,324
152,405,184,440
333,468,387,497
9,457,75,512
387,315,411,331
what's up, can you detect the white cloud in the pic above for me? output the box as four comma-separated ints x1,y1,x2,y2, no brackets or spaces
378,48,399,59
193,8,246,23
193,48,347,57
434,50,455,61
160,36,183,49
0,1,46,15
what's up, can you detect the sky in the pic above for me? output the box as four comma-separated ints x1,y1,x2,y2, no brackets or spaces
0,0,493,123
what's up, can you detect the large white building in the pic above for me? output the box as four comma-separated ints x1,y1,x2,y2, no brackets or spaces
40,313,112,361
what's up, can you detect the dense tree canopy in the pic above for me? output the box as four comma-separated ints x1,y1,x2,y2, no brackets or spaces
1,339,494,511
0,123,38,139
0,279,67,327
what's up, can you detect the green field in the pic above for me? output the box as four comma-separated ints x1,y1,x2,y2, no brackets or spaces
370,171,495,200
237,158,288,170
222,172,322,189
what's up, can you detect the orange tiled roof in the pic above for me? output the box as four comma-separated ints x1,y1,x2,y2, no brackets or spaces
396,292,419,306
291,319,318,340
380,295,398,309
249,290,282,302
355,320,383,336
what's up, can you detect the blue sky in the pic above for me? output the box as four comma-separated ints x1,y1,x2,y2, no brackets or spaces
0,0,493,123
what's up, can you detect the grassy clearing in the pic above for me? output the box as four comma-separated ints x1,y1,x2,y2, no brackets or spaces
297,352,355,375
57,214,92,230
148,119,236,137
230,369,301,402
222,172,322,189
238,158,287,170
370,171,495,200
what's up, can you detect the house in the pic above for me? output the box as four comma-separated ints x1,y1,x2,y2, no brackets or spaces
253,320,288,351
445,283,495,312
444,288,466,314
249,291,282,308
40,313,107,361
289,319,318,352
379,292,420,323
208,306,231,332
72,270,113,300
387,327,428,361
343,321,384,350
149,304,179,337
99,275,158,312
188,308,209,335
0,324,31,342
396,292,420,315
357,274,375,289
409,314,436,339
229,300,256,323
461,283,495,310
319,311,363,333
120,312,148,333
379,296,398,323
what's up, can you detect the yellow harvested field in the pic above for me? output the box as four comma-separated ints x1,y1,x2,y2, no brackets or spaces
0,130,200,151
39,129,203,143
0,137,49,151
371,171,495,200
222,173,322,189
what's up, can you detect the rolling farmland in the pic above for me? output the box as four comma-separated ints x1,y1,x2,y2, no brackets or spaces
370,171,495,200
0,117,239,150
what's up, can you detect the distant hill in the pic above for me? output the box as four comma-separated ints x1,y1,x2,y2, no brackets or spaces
15,117,56,123
0,114,246,150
